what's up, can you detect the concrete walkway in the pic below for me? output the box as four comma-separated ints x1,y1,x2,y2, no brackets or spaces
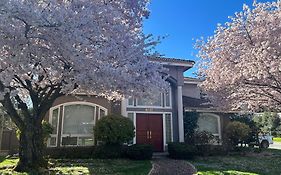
149,155,197,175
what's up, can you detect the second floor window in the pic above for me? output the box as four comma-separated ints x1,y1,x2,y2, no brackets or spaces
128,87,172,108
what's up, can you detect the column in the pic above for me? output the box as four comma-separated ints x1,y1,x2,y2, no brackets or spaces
121,99,127,117
177,85,184,142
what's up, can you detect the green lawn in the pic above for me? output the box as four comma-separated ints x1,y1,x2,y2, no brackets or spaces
0,157,151,175
191,149,281,175
273,137,281,142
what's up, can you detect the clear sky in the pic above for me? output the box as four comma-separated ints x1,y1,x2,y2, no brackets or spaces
143,0,275,77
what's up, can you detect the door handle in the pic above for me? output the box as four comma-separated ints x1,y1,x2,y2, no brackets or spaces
149,131,152,139
147,131,149,139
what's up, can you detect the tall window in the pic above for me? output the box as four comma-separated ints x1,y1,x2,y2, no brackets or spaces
48,108,59,147
48,102,108,147
197,113,221,141
165,113,172,144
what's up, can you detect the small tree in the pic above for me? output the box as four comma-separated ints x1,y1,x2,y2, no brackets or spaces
94,115,135,145
226,121,251,148
254,112,281,136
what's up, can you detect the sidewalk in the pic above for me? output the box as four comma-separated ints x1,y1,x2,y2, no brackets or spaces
149,155,197,175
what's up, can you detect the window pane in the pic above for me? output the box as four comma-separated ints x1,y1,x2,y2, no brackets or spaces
128,98,134,106
128,113,134,121
197,114,219,134
100,109,106,118
137,93,162,106
63,104,95,135
165,91,171,107
165,114,172,143
62,137,77,146
51,108,59,134
78,137,94,146
49,137,56,146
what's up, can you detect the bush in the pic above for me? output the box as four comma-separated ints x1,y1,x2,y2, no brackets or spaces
226,121,251,147
94,114,134,145
194,131,219,145
45,146,94,159
93,144,126,159
168,143,197,160
184,112,199,144
126,144,153,160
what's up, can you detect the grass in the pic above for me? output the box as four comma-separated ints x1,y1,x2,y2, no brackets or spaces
191,148,281,175
273,137,281,142
0,157,151,175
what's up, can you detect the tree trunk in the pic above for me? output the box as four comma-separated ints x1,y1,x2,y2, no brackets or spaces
14,120,47,172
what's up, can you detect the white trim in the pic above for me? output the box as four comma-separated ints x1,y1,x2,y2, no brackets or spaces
198,113,222,142
177,86,184,142
150,60,194,68
132,111,172,151
127,87,172,109
121,99,127,116
58,101,108,146
48,106,60,147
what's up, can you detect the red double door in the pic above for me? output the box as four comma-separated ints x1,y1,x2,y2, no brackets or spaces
136,114,163,152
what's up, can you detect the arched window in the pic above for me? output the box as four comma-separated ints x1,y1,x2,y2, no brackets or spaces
48,102,107,147
197,113,221,140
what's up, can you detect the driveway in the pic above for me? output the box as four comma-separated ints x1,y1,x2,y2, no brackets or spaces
269,142,281,150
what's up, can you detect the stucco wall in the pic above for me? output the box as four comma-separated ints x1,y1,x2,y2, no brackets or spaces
182,84,201,99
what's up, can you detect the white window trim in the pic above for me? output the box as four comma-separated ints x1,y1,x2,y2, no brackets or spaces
198,113,222,141
126,88,172,109
48,107,60,147
48,101,108,147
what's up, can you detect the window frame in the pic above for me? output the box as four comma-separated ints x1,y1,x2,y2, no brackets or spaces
48,107,60,147
197,113,222,141
127,87,172,109
60,102,108,147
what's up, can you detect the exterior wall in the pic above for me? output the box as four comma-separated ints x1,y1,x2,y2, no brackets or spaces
182,84,201,99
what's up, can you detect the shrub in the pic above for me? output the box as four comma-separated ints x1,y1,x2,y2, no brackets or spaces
168,143,197,160
225,121,251,147
184,112,199,144
194,131,219,145
45,146,94,159
94,114,134,145
126,144,153,160
93,144,126,159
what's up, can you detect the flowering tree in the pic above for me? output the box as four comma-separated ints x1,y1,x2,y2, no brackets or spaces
196,1,281,112
0,0,167,172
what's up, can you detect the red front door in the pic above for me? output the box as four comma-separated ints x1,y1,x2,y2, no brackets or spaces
136,114,163,152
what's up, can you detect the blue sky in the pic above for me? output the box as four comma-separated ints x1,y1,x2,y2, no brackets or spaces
143,0,275,77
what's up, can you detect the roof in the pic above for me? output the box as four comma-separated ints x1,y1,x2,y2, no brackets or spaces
183,96,213,110
149,57,195,68
184,77,203,84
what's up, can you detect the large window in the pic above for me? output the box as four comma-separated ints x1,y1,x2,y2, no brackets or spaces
128,87,172,108
48,102,108,147
197,113,221,141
